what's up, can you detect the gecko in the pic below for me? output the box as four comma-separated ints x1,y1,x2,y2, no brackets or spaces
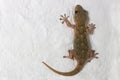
42,5,98,76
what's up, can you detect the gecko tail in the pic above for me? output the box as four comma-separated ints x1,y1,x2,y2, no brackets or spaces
42,61,83,76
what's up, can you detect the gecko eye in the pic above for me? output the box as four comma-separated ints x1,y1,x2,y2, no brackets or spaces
75,11,78,14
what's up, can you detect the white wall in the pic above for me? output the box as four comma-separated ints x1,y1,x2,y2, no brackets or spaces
0,0,120,80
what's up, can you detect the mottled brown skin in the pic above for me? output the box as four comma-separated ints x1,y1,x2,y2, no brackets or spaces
42,5,98,76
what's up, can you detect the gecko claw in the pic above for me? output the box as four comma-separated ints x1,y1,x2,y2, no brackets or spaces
87,50,99,62
63,56,66,58
95,57,99,59
64,14,66,17
60,18,62,20
87,23,96,34
59,14,69,24
60,15,63,17
62,21,64,24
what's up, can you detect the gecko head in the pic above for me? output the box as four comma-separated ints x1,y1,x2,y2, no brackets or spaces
74,5,88,26
75,5,83,13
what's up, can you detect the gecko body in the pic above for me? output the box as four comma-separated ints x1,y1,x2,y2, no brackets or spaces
42,5,98,76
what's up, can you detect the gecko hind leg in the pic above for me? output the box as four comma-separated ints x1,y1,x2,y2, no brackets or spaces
87,49,99,62
63,50,75,60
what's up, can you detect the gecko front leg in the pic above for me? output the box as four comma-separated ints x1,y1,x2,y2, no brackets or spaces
86,23,96,34
60,14,76,60
60,14,76,29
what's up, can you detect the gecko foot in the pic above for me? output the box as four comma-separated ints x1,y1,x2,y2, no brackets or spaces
63,50,75,60
60,14,69,24
86,23,96,34
87,49,99,62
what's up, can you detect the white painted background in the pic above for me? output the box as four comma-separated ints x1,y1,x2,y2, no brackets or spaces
0,0,120,80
